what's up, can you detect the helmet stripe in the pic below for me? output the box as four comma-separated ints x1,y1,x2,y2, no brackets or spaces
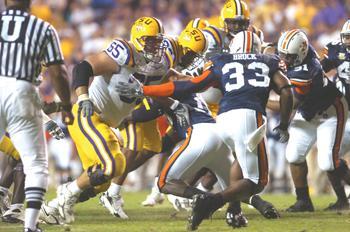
347,21,350,31
246,31,252,53
282,29,298,50
151,17,164,34
234,0,241,16
193,18,199,28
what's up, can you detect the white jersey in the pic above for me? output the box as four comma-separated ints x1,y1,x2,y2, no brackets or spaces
104,37,178,85
88,71,137,128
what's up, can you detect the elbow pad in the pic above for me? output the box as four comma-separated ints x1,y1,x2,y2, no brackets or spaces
72,60,93,89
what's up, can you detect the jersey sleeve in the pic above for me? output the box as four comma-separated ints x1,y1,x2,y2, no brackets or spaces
104,39,134,67
43,24,64,66
163,37,179,69
321,42,338,72
143,67,219,98
264,54,283,76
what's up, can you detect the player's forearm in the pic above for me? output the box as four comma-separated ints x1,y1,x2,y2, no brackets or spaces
279,88,293,128
143,82,175,97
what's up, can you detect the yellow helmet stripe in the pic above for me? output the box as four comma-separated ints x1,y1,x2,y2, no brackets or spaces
281,29,298,50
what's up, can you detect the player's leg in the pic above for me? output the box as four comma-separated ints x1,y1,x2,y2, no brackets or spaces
317,97,350,210
99,121,141,218
0,154,17,216
188,110,269,230
2,160,25,223
57,105,126,223
157,124,224,198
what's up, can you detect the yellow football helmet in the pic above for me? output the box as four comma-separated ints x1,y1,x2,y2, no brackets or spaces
130,16,166,63
178,28,207,70
185,18,210,30
220,0,250,36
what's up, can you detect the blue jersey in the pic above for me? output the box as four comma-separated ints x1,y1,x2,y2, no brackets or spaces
321,41,350,108
287,46,342,121
175,93,215,125
143,53,282,115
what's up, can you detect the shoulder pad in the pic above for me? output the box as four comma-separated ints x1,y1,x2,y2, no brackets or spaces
104,39,134,67
163,36,180,67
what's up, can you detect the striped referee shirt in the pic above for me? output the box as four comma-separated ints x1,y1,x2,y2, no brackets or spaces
0,8,64,82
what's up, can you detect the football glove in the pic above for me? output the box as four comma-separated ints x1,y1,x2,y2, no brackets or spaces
173,102,192,129
78,99,94,117
45,120,65,140
273,124,289,143
115,75,144,98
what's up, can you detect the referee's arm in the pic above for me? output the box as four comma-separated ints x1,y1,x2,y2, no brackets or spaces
43,25,73,123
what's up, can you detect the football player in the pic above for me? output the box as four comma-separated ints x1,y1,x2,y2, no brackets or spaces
42,16,183,224
319,19,350,210
277,29,350,212
115,31,293,230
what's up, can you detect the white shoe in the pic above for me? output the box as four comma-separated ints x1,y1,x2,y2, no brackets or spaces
39,201,62,225
99,192,129,219
2,204,24,223
0,189,11,216
142,192,165,207
167,194,192,212
57,183,78,224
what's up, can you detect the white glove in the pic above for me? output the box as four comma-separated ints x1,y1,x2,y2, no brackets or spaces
45,120,65,140
115,75,143,98
273,125,289,143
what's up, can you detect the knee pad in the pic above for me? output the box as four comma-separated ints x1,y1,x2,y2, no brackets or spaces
286,153,306,164
78,187,96,203
87,164,110,186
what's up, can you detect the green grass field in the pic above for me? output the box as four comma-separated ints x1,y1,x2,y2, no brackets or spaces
1,192,350,232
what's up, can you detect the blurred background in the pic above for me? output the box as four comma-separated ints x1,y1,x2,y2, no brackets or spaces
0,0,349,195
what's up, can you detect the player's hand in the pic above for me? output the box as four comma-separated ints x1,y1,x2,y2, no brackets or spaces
115,75,144,98
60,103,74,124
173,103,191,129
78,99,94,117
45,120,65,140
273,124,289,143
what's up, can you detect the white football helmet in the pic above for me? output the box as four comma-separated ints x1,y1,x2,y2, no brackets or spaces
341,20,350,48
229,31,261,54
277,29,309,67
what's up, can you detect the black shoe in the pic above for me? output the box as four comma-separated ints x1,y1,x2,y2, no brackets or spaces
286,200,314,212
251,195,280,219
226,211,248,228
324,200,350,211
187,194,213,231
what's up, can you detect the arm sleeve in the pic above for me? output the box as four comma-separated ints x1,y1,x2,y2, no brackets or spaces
320,44,337,73
43,25,64,66
131,101,164,122
143,69,218,97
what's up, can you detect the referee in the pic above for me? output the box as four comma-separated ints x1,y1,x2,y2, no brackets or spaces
0,1,73,231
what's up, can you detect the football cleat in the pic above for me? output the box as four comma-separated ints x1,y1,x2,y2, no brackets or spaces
2,204,24,223
99,192,129,219
57,183,78,224
286,199,314,212
324,200,350,211
250,195,280,219
187,194,214,231
226,211,248,228
167,194,192,212
142,192,165,207
39,201,61,225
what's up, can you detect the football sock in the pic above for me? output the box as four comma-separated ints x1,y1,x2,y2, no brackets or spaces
333,185,347,202
68,180,82,196
24,208,40,230
226,201,241,214
295,187,311,201
107,183,121,196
